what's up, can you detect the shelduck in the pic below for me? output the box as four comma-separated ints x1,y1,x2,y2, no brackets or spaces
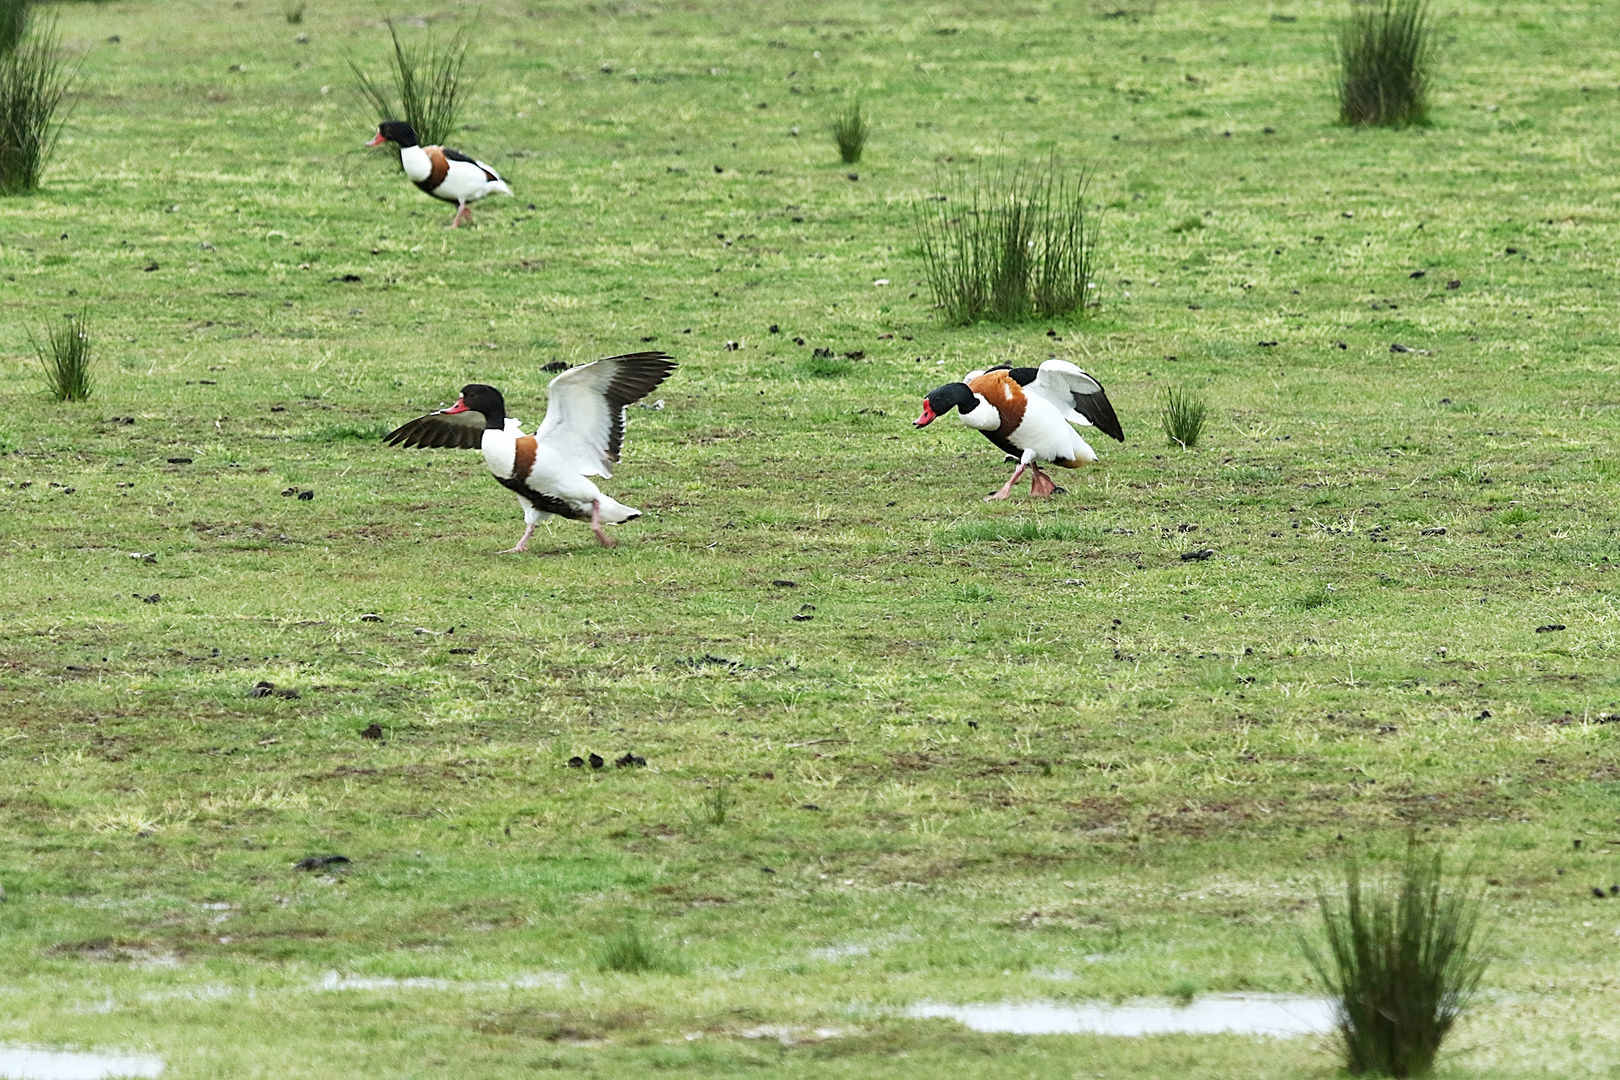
914,359,1124,501
366,119,512,228
384,352,676,551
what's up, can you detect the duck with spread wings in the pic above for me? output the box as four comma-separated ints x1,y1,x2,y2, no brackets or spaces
914,359,1124,501
384,352,676,551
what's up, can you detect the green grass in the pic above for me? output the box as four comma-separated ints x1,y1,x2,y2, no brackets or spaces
933,516,1088,547
0,9,72,194
690,779,732,828
916,158,1099,324
1338,0,1434,128
348,14,470,147
804,350,854,377
296,420,390,443
831,98,868,165
598,922,684,975
1160,384,1209,448
4,0,1620,1076
1306,844,1488,1077
0,0,28,55
30,308,91,401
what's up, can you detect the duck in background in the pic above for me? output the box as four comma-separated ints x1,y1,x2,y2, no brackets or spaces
366,119,511,227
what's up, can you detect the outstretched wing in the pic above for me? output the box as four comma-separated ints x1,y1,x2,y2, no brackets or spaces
535,351,677,477
382,407,487,449
1029,359,1124,442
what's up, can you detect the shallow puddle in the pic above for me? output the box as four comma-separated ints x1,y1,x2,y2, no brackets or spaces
905,994,1335,1037
0,1046,163,1079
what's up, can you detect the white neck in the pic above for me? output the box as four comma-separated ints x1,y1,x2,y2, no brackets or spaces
959,396,1000,431
480,426,517,478
399,144,431,182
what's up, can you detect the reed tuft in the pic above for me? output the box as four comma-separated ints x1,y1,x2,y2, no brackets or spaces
349,16,470,147
1304,842,1489,1077
916,159,1100,325
1159,386,1208,448
831,99,868,164
598,923,682,974
1337,0,1434,128
34,310,92,402
0,11,74,195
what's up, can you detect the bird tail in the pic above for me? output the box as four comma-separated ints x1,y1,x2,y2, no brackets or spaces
491,180,513,196
595,495,640,524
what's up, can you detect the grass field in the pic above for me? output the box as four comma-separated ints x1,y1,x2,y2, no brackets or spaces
4,0,1620,1075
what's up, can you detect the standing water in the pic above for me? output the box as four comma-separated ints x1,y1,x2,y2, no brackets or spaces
0,1047,163,1079
905,994,1335,1037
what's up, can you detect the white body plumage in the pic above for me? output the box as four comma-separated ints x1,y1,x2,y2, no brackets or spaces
479,423,639,527
382,352,676,550
399,144,512,205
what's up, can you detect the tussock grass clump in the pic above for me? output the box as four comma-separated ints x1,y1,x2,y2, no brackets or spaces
1160,386,1208,448
1167,979,1202,1006
33,310,91,402
0,13,73,195
598,923,682,975
349,16,470,147
695,781,730,827
1337,0,1434,128
917,159,1100,325
831,99,867,164
1304,844,1488,1078
283,1,306,25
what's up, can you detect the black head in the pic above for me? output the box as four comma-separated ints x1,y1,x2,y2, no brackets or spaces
366,120,420,149
445,383,506,429
914,382,978,427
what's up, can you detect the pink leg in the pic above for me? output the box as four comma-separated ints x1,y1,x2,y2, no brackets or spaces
985,462,1028,501
498,522,535,554
449,202,469,228
590,500,616,548
1030,467,1060,498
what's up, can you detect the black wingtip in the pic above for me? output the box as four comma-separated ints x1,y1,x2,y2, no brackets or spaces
1075,390,1125,444
600,352,678,409
1097,410,1126,443
598,350,676,365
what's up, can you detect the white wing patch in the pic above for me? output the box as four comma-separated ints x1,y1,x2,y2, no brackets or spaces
536,365,620,478
1032,359,1102,398
534,352,677,479
1030,359,1124,442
